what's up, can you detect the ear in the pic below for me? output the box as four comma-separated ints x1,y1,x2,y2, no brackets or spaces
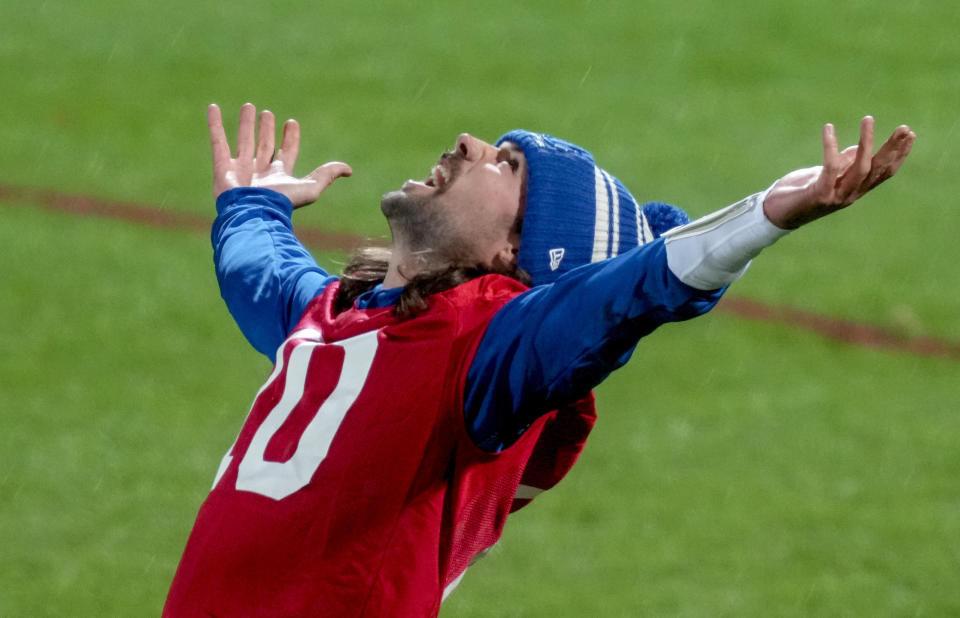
492,244,519,271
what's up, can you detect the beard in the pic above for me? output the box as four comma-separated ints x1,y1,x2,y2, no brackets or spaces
379,188,524,282
380,189,468,264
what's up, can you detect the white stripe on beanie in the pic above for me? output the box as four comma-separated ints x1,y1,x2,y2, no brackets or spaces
600,169,620,258
592,166,610,262
638,203,653,246
633,189,645,245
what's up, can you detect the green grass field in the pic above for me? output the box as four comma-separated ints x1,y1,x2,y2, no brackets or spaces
1,1,958,615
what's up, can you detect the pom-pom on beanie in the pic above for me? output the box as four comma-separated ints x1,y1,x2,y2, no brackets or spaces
497,130,690,286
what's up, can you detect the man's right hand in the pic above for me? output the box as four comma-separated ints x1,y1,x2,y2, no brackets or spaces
207,102,352,208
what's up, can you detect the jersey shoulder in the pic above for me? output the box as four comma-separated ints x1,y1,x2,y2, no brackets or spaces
436,274,529,311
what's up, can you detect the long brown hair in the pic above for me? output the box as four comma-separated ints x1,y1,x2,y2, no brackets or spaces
334,247,531,318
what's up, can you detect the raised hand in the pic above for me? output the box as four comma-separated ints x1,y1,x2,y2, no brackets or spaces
207,103,352,208
763,117,916,229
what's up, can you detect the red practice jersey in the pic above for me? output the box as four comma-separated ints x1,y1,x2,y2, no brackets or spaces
164,275,596,617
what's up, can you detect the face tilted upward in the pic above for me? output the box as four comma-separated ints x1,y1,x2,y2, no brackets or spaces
381,133,527,271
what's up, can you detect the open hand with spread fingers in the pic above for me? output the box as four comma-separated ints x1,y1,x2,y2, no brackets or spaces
762,116,916,229
207,102,352,208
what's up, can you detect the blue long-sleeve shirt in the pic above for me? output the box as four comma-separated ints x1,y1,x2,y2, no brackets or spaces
213,187,724,451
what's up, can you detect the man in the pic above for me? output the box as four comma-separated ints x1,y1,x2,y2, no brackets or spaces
164,103,914,616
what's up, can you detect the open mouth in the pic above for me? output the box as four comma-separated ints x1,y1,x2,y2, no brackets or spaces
403,150,462,194
423,159,452,189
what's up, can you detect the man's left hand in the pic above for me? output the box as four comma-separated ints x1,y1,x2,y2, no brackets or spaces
763,117,916,230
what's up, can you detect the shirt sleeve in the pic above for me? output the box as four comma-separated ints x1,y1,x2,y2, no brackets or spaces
663,189,789,290
212,187,338,360
464,238,724,451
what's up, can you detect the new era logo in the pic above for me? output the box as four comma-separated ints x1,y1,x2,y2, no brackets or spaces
549,248,565,271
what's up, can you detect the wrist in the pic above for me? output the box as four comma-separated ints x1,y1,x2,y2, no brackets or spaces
762,181,838,230
663,186,790,290
215,186,295,216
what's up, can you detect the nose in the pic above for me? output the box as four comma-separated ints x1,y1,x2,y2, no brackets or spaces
455,133,494,162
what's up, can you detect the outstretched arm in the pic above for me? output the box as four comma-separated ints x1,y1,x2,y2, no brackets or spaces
208,103,353,359
465,117,916,451
665,117,915,291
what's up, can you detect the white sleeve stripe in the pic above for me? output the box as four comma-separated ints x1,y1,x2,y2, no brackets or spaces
442,571,466,601
442,543,497,602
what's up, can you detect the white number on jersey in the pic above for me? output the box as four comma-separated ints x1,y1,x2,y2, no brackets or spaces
213,328,379,500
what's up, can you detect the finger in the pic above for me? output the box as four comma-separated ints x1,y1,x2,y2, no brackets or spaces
207,103,231,165
277,119,301,175
857,116,875,168
873,125,915,167
302,162,353,197
838,144,859,170
236,102,257,162
307,161,353,186
285,162,353,209
255,109,276,174
818,123,841,195
863,125,916,190
207,104,236,198
838,116,875,198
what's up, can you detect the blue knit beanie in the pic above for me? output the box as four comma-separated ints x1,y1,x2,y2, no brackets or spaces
497,130,690,286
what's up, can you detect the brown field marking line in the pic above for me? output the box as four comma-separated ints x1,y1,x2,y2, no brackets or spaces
715,298,960,360
0,184,363,252
4,183,959,360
